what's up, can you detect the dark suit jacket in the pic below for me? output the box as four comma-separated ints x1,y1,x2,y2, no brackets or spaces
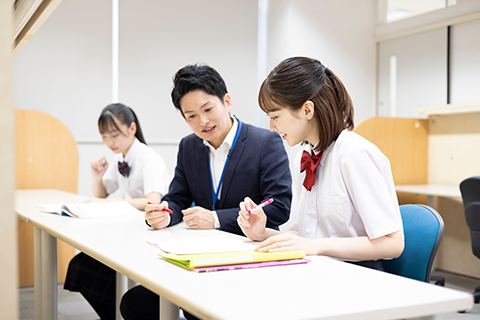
163,120,292,236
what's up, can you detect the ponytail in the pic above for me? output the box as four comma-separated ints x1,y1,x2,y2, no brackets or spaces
127,107,146,144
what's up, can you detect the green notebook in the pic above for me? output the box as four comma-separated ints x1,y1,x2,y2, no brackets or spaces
159,250,306,269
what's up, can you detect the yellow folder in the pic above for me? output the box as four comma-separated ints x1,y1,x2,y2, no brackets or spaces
159,250,306,269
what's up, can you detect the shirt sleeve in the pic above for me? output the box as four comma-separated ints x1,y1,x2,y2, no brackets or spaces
141,154,170,197
340,147,403,240
285,151,302,232
102,159,119,195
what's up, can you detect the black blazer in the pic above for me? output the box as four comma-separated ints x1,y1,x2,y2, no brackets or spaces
163,120,292,236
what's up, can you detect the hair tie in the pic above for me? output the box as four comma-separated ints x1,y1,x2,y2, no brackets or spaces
324,67,332,77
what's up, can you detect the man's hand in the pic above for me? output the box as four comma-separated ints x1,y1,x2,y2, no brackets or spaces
145,201,171,229
182,206,215,229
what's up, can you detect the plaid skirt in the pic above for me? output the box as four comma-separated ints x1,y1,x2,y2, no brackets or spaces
64,252,116,303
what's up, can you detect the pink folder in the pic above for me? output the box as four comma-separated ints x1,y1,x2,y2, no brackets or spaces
194,258,310,273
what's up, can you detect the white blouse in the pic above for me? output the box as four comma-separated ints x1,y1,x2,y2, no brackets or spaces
103,138,170,199
204,117,239,228
286,130,402,241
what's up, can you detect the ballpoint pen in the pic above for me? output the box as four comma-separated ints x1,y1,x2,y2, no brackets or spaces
245,198,274,215
147,202,173,214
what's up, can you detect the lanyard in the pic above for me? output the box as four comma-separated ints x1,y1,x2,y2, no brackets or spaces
206,119,243,209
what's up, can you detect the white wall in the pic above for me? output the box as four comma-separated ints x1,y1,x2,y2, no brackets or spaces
14,0,112,142
15,0,379,197
15,0,258,198
266,0,378,166
267,0,378,124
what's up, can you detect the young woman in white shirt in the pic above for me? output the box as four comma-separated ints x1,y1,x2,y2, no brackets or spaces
87,104,170,210
238,57,404,270
64,103,170,320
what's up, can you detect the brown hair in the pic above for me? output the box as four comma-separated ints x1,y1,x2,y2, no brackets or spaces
258,57,354,151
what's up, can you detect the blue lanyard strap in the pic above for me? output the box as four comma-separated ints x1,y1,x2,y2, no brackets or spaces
206,119,243,209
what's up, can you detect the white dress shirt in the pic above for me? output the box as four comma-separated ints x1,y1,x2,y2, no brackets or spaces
204,117,239,229
286,130,402,247
103,138,170,199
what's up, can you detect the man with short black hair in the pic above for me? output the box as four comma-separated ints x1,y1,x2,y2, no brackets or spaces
120,63,292,320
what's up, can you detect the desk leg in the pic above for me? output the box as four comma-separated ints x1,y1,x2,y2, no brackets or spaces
427,195,435,208
41,230,57,320
116,272,127,320
128,278,137,289
34,227,42,320
160,296,179,320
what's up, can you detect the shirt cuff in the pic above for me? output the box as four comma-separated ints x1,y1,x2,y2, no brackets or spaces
212,210,221,229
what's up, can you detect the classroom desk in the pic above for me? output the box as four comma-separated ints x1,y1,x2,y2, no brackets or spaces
395,184,462,208
16,189,474,320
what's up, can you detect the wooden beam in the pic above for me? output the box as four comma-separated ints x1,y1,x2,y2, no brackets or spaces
13,0,63,56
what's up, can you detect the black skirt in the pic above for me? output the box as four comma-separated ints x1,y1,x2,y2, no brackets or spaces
64,252,116,303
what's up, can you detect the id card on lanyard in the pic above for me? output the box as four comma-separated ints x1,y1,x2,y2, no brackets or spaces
206,119,243,210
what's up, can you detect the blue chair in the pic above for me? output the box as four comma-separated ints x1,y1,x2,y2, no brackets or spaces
383,204,444,283
460,176,480,303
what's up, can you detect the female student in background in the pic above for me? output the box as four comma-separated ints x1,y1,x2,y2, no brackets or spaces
238,57,404,270
64,103,170,320
86,103,170,209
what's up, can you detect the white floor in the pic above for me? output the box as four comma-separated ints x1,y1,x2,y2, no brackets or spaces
18,270,480,320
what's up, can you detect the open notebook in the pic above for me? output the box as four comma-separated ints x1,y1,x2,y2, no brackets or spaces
36,202,141,219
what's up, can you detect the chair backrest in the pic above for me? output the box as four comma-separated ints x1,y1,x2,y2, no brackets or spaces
459,176,480,260
16,110,78,286
383,204,444,282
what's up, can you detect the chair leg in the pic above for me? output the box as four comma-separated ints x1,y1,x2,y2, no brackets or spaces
474,286,480,304
430,275,445,286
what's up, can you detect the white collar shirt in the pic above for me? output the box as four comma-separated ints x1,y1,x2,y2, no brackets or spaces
203,117,238,228
102,138,170,199
286,130,402,247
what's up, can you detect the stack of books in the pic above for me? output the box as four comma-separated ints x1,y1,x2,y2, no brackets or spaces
147,234,309,273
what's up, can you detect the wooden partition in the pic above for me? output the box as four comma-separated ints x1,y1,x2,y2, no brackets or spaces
428,113,480,278
355,115,480,278
16,110,78,286
355,117,429,204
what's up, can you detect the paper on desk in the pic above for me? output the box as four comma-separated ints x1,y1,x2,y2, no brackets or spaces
36,203,64,214
36,202,141,219
146,234,258,254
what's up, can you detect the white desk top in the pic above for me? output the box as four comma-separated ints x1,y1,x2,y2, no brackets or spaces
395,184,462,198
16,189,473,320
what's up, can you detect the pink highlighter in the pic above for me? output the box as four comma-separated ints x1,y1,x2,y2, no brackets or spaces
245,198,274,215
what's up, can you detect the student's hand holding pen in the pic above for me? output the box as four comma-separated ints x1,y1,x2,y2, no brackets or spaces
145,201,171,229
91,157,108,180
237,197,270,241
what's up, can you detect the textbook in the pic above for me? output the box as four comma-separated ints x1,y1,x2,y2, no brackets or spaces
36,202,141,219
159,250,306,269
193,258,310,273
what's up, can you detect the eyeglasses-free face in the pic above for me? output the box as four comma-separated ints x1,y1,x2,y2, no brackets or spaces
180,89,233,149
